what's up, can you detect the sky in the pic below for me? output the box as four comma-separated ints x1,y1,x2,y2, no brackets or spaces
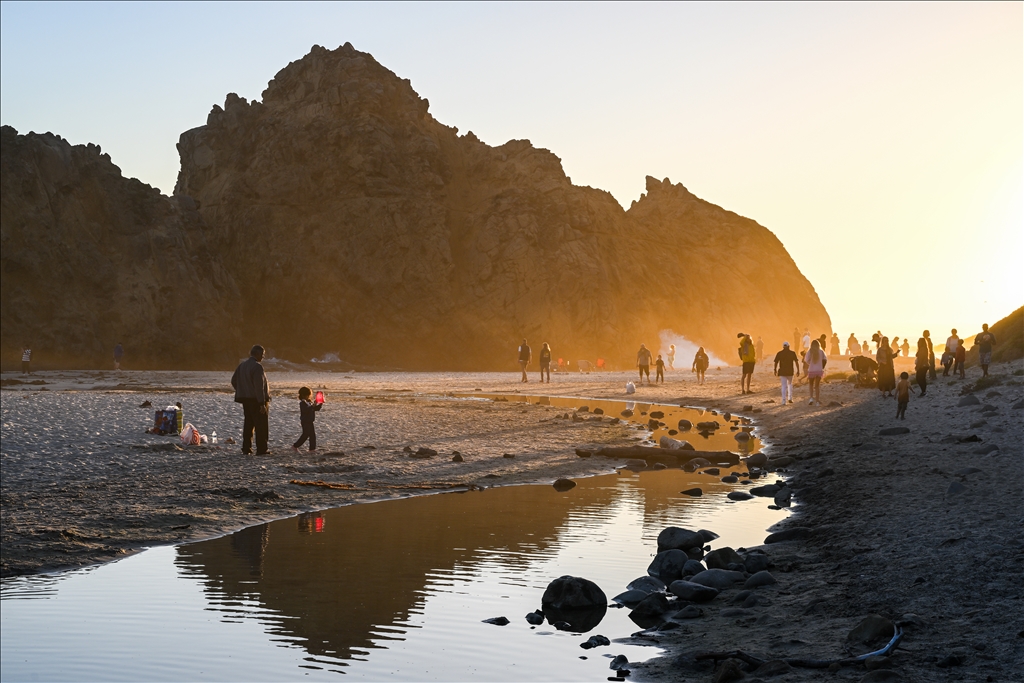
2,1,1021,341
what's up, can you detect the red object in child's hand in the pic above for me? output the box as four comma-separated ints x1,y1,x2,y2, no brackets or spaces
315,391,325,404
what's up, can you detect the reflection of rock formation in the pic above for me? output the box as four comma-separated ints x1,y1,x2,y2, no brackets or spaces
184,472,744,664
0,126,240,368
172,43,830,368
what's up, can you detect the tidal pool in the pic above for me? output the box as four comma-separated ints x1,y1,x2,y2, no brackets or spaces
1,463,785,682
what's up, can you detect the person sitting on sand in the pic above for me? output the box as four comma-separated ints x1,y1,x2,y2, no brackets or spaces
876,337,896,398
655,354,666,383
231,344,271,455
636,344,653,385
804,339,827,406
539,343,552,383
292,387,323,452
895,371,914,420
774,341,799,404
692,347,709,385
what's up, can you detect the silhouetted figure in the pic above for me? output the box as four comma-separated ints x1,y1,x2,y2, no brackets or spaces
518,339,532,383
738,333,756,394
876,337,896,397
953,341,966,378
901,338,910,358
914,338,929,396
847,334,859,356
923,330,936,380
539,343,552,383
232,344,271,455
830,333,841,357
861,340,870,356
636,344,653,384
655,354,665,383
774,341,799,404
974,324,996,377
943,329,960,376
114,342,124,371
896,371,913,420
692,347,709,385
292,386,322,452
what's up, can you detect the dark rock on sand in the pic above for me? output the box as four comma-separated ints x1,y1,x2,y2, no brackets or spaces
592,408,604,415
610,654,629,670
744,452,768,468
657,527,706,552
575,448,593,457
648,549,689,582
973,444,999,455
689,569,745,589
525,610,545,625
727,491,754,501
630,592,670,618
680,488,703,497
721,475,738,483
742,552,771,574
668,580,720,602
764,527,812,543
704,547,744,570
482,616,509,625
946,481,968,496
553,478,577,492
682,559,706,576
847,614,895,648
712,658,747,683
411,447,437,458
650,411,665,419
628,575,667,593
672,604,704,619
958,395,981,406
612,589,648,606
542,575,607,609
502,452,515,458
451,453,464,462
744,570,777,588
580,634,610,649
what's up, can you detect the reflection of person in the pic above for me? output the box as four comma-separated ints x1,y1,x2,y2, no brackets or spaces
667,344,676,370
517,339,532,383
774,341,799,404
804,339,827,405
636,344,653,384
292,387,322,452
539,343,552,383
692,347,709,385
876,337,896,397
974,324,996,377
232,344,271,455
21,345,32,374
113,342,124,371
655,355,665,383
895,372,913,420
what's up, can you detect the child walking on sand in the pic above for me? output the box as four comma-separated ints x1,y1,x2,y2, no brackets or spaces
895,371,913,420
293,387,323,452
655,354,665,383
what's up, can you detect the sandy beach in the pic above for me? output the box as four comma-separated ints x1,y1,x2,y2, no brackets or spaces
2,358,1022,682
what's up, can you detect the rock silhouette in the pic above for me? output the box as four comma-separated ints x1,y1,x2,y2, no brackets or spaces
3,43,831,369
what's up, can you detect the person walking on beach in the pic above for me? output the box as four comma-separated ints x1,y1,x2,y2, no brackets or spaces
943,329,960,376
804,339,827,405
232,344,271,455
876,336,896,398
655,354,666,383
830,333,841,357
756,336,764,364
636,344,653,385
667,344,676,370
738,333,756,394
953,339,966,378
801,329,811,354
292,387,322,452
774,341,799,404
895,372,913,420
974,324,996,377
923,330,936,380
847,334,858,356
517,339,532,383
539,342,552,383
113,342,124,371
21,345,31,374
914,337,929,396
692,347,709,384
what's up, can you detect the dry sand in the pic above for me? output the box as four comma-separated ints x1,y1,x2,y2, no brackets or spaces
2,358,1022,682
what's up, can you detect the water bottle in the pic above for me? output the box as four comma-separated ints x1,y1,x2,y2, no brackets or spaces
211,430,218,444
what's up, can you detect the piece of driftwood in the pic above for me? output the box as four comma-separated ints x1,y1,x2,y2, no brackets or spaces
695,626,903,669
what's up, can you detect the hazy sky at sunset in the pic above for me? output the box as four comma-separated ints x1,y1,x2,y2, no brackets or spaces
2,2,1020,342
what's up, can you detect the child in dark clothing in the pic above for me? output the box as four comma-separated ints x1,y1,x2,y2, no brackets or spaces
895,371,914,420
655,354,666,383
953,343,966,379
293,387,322,451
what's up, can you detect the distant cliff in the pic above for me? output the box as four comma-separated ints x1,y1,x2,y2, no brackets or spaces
0,126,240,368
2,44,830,370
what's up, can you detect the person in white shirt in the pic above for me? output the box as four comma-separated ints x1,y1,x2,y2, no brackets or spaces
943,329,960,376
801,329,811,353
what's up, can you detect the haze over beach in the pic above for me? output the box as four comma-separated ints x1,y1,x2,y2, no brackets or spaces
2,3,1023,683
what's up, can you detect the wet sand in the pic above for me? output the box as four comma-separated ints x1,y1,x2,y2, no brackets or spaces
2,359,1022,681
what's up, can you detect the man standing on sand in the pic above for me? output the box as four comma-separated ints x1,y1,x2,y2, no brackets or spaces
517,339,532,383
738,333,756,394
944,329,960,377
923,330,936,380
974,324,997,377
232,345,271,455
636,343,653,385
113,342,124,371
21,345,32,374
774,341,799,405
755,336,764,364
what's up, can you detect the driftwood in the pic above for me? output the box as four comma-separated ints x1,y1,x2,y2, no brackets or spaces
595,446,740,466
695,626,903,670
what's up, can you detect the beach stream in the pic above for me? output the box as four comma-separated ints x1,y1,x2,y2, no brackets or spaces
1,395,787,682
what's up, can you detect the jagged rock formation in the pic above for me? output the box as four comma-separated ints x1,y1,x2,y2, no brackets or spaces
0,126,240,368
172,43,830,369
2,44,830,370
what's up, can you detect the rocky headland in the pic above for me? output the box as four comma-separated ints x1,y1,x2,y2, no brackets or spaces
2,43,829,369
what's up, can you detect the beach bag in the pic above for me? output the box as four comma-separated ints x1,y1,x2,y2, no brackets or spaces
625,381,636,394
179,422,201,446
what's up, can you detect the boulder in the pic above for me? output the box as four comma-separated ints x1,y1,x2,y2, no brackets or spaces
648,549,689,582
744,452,768,468
682,559,706,576
657,527,705,552
672,604,704,619
697,421,720,430
649,411,665,419
611,589,649,606
697,529,720,542
957,395,981,406
727,491,754,501
668,580,720,602
542,575,607,609
659,435,694,450
689,569,745,589
552,478,577,492
704,547,744,570
750,484,781,497
627,576,666,593
741,553,771,574
525,610,545,625
630,592,671,618
744,571,777,588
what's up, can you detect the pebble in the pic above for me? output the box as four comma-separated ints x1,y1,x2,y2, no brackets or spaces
525,610,544,625
482,616,509,625
552,478,577,492
721,475,738,483
668,579,720,602
727,491,753,501
609,654,629,670
946,481,967,496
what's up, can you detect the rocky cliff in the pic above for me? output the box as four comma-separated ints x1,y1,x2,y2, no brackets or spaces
172,43,830,369
0,126,240,368
2,43,830,370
